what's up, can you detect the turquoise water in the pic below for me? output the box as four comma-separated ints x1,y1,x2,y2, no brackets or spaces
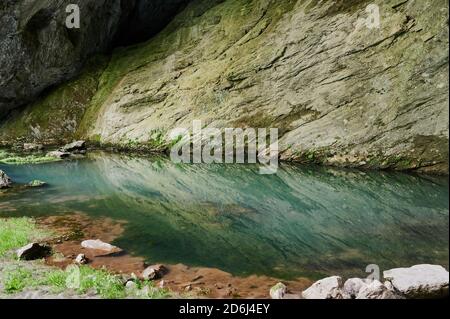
1,152,448,280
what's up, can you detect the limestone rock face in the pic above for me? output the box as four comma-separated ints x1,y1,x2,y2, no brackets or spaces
0,0,189,118
383,264,449,298
1,0,448,173
0,0,124,116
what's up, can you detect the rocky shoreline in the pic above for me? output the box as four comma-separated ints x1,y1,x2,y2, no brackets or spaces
271,264,449,299
2,139,448,176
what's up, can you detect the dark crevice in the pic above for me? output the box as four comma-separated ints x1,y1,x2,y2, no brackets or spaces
112,0,191,48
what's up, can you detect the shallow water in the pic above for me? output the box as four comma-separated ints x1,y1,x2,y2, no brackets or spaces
1,152,448,280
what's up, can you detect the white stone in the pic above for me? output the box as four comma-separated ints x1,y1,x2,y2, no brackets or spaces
75,253,88,264
344,278,368,298
125,281,137,290
302,276,347,299
270,282,287,299
383,264,449,298
81,239,119,252
356,280,401,299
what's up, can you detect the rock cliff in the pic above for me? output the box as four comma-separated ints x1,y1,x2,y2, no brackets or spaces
0,0,448,173
0,0,189,116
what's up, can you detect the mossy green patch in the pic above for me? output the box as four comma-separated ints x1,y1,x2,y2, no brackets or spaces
0,55,109,145
0,150,60,165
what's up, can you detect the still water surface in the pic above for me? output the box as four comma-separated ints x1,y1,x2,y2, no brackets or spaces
1,152,448,279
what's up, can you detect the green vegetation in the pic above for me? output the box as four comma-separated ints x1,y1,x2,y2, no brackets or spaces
0,55,109,145
1,264,171,299
3,268,34,293
0,150,60,165
0,218,49,257
147,130,167,150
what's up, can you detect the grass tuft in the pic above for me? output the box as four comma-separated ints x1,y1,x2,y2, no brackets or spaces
0,218,49,257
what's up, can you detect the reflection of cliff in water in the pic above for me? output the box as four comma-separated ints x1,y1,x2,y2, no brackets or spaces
92,153,449,278
1,153,448,279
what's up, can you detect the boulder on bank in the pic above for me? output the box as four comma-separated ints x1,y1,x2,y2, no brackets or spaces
81,239,120,253
16,243,51,260
302,276,347,299
356,280,402,299
270,282,287,299
0,170,12,189
61,141,86,153
46,150,71,159
383,264,449,298
75,253,88,265
343,278,368,298
142,264,167,280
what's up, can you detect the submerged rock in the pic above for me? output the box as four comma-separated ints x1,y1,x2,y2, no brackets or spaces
383,264,449,298
142,264,167,280
302,276,348,299
16,243,51,260
0,170,12,189
81,239,120,253
270,282,287,299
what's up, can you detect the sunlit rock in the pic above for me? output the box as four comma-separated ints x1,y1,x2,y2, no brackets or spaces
383,264,449,298
302,276,348,299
